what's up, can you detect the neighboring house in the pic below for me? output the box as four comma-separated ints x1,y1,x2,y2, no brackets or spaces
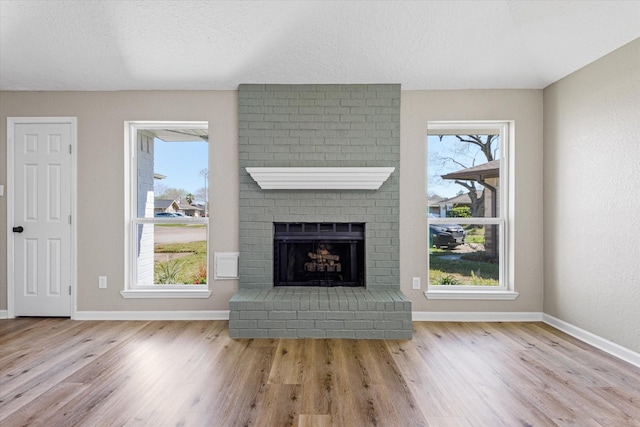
154,198,180,214
427,195,444,216
179,203,204,217
437,191,484,217
155,198,204,217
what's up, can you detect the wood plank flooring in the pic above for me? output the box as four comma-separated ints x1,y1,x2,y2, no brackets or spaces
1,319,638,426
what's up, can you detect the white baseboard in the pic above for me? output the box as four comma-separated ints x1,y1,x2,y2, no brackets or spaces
412,311,543,322
73,310,230,321
412,311,639,368
542,313,640,368
0,310,8,319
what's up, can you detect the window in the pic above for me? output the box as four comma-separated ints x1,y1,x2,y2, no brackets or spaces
426,121,516,299
122,121,211,298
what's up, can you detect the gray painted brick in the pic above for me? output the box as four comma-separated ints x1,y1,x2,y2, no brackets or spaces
355,330,385,339
326,311,355,320
355,312,385,320
298,311,327,320
385,330,412,340
235,84,407,340
297,330,326,338
287,320,315,329
315,320,344,330
258,320,288,329
233,320,258,329
240,311,267,320
326,330,356,339
268,329,299,338
269,311,298,320
264,98,291,107
237,329,269,338
345,320,374,330
385,311,411,321
374,320,403,330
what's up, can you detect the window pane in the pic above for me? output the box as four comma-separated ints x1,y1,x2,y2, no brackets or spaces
136,223,208,285
429,224,500,286
427,134,500,218
136,130,209,219
133,124,209,287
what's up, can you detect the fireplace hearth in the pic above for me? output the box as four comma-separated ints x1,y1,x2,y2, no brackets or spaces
274,223,365,287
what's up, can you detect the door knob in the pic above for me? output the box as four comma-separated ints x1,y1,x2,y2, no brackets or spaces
12,226,24,233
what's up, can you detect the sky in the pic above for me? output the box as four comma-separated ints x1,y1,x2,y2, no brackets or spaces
427,134,499,199
153,138,208,197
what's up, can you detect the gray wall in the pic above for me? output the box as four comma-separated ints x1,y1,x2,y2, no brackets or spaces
400,90,544,313
543,39,640,352
238,84,400,290
0,88,542,317
0,91,240,313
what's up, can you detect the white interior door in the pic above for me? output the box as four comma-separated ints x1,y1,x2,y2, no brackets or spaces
10,120,74,317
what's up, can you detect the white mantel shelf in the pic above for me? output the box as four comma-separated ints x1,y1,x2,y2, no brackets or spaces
246,167,395,190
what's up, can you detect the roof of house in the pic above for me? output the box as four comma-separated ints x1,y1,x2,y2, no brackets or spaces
155,199,179,209
440,190,485,206
428,195,444,206
441,160,500,181
180,205,203,211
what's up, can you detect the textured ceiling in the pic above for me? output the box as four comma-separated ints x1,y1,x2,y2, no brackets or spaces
1,0,639,91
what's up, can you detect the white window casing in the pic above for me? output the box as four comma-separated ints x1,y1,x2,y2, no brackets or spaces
425,121,517,300
122,121,211,299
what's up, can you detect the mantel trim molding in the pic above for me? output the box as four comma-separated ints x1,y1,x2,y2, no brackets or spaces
245,167,395,190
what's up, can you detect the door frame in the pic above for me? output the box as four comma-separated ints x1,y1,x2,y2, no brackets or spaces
7,117,78,318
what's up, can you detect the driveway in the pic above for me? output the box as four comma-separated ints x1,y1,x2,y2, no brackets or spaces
154,225,207,244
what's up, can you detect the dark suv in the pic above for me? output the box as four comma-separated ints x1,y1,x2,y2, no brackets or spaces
429,216,466,249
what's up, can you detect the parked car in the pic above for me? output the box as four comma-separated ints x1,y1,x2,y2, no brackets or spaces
155,212,179,217
428,215,466,249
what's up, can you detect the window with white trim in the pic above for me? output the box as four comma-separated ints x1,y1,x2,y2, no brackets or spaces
123,121,211,298
426,121,515,299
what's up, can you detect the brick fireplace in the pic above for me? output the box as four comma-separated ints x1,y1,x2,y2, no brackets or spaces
229,84,411,339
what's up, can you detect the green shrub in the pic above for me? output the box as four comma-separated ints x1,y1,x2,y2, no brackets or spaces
437,274,461,286
155,258,182,284
469,270,497,286
446,206,471,218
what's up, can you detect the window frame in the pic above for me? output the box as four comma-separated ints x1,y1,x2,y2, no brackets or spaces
425,121,517,300
122,121,211,299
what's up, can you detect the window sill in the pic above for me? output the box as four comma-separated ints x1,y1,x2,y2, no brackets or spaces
120,289,212,299
424,290,519,300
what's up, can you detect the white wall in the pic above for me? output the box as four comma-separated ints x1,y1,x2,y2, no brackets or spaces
543,39,640,352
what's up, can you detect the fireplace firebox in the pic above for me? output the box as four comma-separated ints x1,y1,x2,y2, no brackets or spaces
274,223,365,287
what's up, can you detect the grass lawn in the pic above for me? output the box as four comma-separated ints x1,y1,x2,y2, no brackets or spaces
429,250,499,286
464,226,486,244
155,224,206,228
154,240,207,284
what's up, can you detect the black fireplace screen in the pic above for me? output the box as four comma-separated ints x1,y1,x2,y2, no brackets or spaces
274,223,365,287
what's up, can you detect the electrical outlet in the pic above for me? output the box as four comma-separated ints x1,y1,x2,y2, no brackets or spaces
412,276,421,290
99,276,107,289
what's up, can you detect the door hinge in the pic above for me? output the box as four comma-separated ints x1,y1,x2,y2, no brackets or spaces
69,144,72,154
69,286,72,295
69,215,72,225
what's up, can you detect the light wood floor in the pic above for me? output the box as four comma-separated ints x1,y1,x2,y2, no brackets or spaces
1,319,638,426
